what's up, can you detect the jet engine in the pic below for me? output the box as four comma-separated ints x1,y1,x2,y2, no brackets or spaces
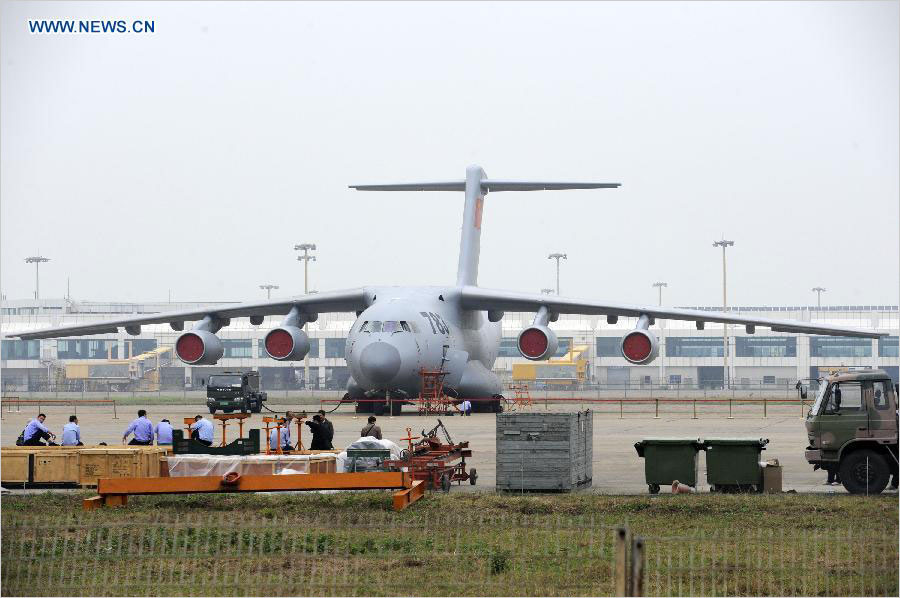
175,330,224,365
264,326,310,361
517,325,559,361
620,329,659,364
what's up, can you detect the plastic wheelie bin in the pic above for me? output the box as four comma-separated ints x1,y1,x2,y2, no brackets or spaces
704,438,769,493
634,438,704,494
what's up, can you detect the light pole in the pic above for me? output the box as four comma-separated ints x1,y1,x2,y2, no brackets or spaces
547,253,567,295
259,284,279,299
652,282,667,306
294,243,317,294
294,243,316,392
652,282,668,386
25,255,50,300
712,238,735,389
540,288,554,295
812,287,826,309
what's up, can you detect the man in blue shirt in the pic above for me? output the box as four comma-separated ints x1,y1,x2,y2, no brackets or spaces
269,420,292,452
61,415,83,446
190,415,214,447
21,413,56,446
154,419,174,445
122,410,153,445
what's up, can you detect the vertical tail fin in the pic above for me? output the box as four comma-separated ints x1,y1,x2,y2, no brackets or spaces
350,166,620,287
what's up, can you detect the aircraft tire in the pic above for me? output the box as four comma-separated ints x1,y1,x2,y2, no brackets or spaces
390,401,402,416
208,406,216,415
373,402,385,416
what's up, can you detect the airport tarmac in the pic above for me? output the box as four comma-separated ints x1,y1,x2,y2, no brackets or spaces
2,403,893,495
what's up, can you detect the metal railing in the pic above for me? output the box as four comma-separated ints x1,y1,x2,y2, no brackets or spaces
1,512,895,596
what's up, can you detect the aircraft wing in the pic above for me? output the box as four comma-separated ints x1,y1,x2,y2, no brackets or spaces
9,288,370,340
459,286,885,338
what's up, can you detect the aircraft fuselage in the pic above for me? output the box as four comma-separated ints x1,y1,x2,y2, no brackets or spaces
345,286,503,405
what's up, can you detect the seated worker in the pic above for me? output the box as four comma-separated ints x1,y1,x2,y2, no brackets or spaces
155,419,174,446
360,416,382,440
122,410,154,445
190,415,214,447
269,420,292,452
305,414,332,450
61,415,83,446
21,414,56,446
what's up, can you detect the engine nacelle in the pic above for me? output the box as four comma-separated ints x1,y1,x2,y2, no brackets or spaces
175,330,224,365
517,325,559,361
264,326,310,361
620,329,659,364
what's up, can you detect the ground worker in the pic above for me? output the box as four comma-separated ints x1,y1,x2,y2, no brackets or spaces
155,418,174,446
361,416,382,440
318,409,335,449
122,410,153,445
269,419,292,452
20,414,56,446
190,415,214,446
61,415,83,446
459,399,472,416
305,414,332,450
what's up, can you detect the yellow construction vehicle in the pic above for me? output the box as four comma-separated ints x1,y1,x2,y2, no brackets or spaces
511,344,589,389
64,346,173,391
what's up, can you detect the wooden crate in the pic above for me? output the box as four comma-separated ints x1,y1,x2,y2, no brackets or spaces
496,411,593,491
1,453,30,483
33,451,80,483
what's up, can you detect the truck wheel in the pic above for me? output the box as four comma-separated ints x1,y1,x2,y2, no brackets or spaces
251,402,262,414
208,406,216,415
648,484,660,494
390,401,402,416
839,449,890,495
240,400,249,414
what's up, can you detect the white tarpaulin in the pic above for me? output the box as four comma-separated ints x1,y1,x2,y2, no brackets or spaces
336,436,402,472
167,454,336,477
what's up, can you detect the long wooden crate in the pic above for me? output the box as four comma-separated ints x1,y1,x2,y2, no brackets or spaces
2,446,169,487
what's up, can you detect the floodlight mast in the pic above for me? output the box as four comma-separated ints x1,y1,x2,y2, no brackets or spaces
25,255,50,300
712,239,735,389
294,243,317,295
812,287,826,310
259,284,279,299
548,253,567,295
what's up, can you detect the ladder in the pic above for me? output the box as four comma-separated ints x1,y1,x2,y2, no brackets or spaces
418,370,451,415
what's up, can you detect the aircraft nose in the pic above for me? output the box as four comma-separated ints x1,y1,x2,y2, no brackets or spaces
360,342,401,386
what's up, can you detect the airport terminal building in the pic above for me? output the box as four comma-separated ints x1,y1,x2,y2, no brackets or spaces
1,298,897,392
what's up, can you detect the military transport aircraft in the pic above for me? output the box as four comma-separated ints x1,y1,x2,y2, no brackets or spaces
12,165,885,414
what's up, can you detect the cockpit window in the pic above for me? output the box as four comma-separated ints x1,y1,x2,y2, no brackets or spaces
369,321,382,333
383,321,402,334
401,321,411,332
359,321,369,332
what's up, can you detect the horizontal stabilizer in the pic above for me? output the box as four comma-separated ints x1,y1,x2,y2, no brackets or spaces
350,180,620,192
349,181,465,191
481,180,620,192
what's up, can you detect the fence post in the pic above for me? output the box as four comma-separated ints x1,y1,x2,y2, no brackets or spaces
692,397,697,419
654,398,659,419
619,398,624,419
615,526,630,596
728,397,734,419
763,396,767,419
631,535,645,596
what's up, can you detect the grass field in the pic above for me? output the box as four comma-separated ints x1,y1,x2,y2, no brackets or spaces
2,491,897,596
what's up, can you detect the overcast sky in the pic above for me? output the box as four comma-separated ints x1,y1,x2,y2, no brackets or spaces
2,1,898,308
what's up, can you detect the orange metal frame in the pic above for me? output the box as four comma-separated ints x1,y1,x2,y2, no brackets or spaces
213,413,250,447
83,472,425,511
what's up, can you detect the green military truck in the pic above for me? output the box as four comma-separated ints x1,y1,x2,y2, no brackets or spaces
205,371,267,414
803,368,898,494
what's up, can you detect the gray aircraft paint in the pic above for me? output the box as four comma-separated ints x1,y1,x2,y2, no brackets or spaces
11,165,886,406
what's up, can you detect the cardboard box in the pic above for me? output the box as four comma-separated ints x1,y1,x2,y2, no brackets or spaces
762,464,783,493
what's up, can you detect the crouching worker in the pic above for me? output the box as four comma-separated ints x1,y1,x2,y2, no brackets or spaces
190,415,214,447
61,415,83,446
20,414,56,446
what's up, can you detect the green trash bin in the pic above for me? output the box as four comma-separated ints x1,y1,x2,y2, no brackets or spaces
704,438,769,493
634,438,704,494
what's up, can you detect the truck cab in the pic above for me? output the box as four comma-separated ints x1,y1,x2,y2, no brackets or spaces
205,371,267,414
804,369,898,494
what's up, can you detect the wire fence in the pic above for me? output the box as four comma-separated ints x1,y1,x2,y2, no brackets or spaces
1,511,896,597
